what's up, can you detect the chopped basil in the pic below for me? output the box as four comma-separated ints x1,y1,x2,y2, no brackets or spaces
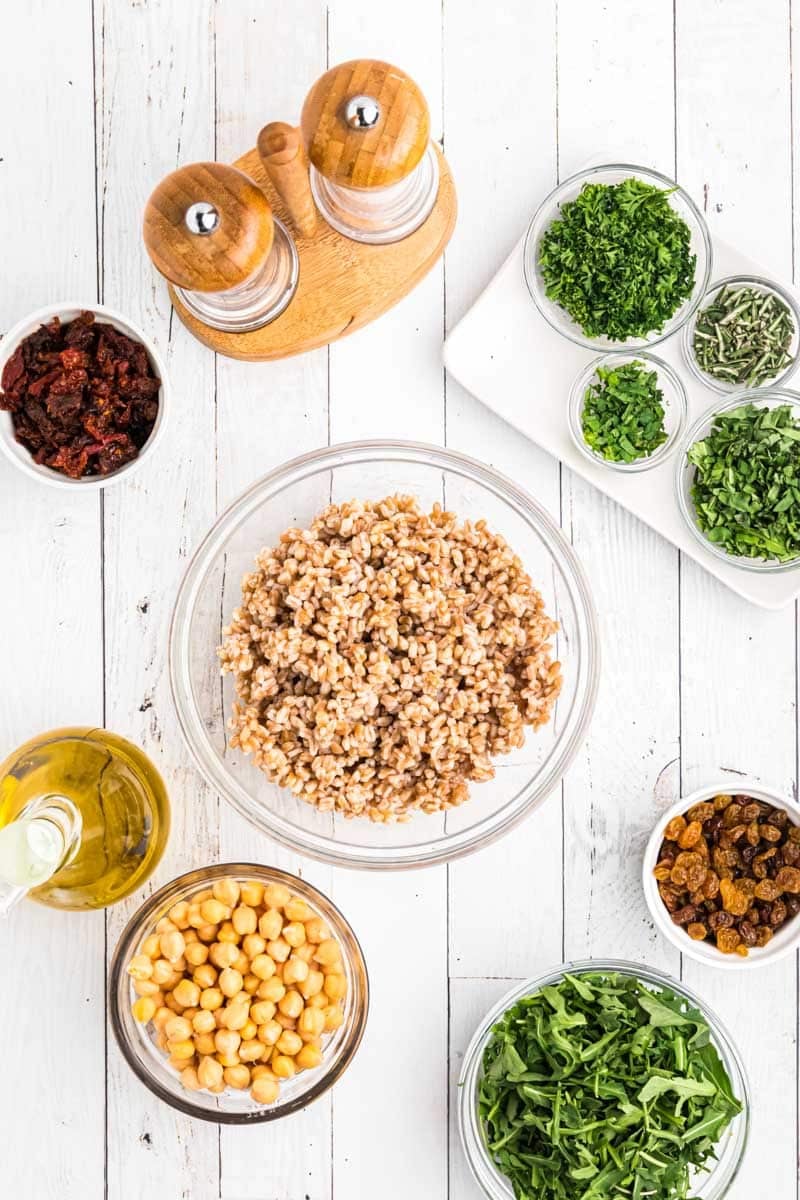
581,361,668,463
539,178,696,340
478,972,741,1200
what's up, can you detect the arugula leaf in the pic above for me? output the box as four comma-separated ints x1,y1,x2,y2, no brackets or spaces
478,972,742,1200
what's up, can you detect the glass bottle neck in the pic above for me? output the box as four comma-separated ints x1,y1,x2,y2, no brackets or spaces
0,794,82,917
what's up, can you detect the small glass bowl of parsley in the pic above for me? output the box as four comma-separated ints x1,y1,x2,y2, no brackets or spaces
458,961,749,1200
676,390,800,571
683,275,800,395
525,163,712,351
568,351,688,473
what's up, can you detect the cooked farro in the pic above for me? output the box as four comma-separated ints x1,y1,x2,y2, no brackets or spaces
218,495,562,822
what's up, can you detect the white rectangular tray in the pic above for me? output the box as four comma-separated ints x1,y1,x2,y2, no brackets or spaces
444,235,800,610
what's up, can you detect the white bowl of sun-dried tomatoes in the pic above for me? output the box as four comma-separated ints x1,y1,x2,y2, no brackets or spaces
0,303,169,489
643,782,800,968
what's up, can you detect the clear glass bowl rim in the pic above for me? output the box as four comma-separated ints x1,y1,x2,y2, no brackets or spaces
523,162,713,351
457,958,751,1200
108,862,369,1124
169,439,601,870
674,387,800,572
682,273,800,395
567,349,689,473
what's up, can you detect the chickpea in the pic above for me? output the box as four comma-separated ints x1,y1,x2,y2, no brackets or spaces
283,957,309,986
304,917,329,944
278,989,304,1020
271,1054,296,1079
232,905,258,936
242,934,266,960
192,1009,216,1034
314,939,341,967
152,1006,172,1031
296,1044,323,1071
258,909,283,941
219,967,244,999
267,938,291,964
257,1020,282,1046
187,904,205,929
214,1029,241,1057
168,901,190,929
156,917,177,934
133,978,161,998
282,921,306,948
151,958,176,987
131,996,157,1023
197,923,220,944
198,1055,224,1090
307,992,328,1011
251,1065,278,1082
251,954,277,982
243,974,260,995
263,882,291,909
221,1003,250,1032
212,877,240,908
193,1032,217,1057
192,963,218,990
209,941,240,970
250,1000,276,1026
216,921,239,945
240,1019,258,1042
294,943,315,964
250,1076,280,1105
240,880,264,907
168,1039,196,1061
164,1016,193,1043
200,898,230,925
168,1052,196,1072
172,979,200,1009
298,1007,325,1041
258,977,285,1003
276,1030,303,1057
232,951,250,976
184,942,209,967
275,1013,297,1031
159,930,186,963
180,1066,201,1091
183,929,199,944
284,897,313,922
224,1064,251,1090
323,1004,344,1032
195,889,213,902
200,987,224,1012
127,954,154,981
299,969,324,999
141,933,161,959
239,1038,265,1063
216,1052,240,1069
324,974,347,1001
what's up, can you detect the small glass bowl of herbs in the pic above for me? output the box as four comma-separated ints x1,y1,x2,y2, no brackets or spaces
524,163,712,351
677,390,800,571
684,275,800,394
458,961,749,1200
568,351,688,473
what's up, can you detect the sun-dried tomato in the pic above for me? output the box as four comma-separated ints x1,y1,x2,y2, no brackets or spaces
0,310,159,479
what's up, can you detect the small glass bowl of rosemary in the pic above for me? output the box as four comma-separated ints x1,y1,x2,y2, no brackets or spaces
524,163,712,352
568,351,688,473
676,389,800,572
683,274,800,394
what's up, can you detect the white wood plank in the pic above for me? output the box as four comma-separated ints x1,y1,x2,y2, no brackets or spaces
323,6,449,1198
676,5,797,1197
95,2,221,1196
212,3,335,1196
0,4,105,1199
556,0,681,972
443,0,564,986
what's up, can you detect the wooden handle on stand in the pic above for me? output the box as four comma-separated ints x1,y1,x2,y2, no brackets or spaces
257,123,318,238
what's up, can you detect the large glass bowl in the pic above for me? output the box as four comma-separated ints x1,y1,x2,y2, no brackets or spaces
675,389,800,573
458,960,750,1200
524,163,712,352
169,440,599,869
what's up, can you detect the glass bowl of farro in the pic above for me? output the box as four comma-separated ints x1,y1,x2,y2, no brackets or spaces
170,441,599,869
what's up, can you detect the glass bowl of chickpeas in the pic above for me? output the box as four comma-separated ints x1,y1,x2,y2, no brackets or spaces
108,863,369,1122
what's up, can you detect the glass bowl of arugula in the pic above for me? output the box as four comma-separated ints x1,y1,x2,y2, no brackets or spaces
676,390,800,571
458,961,749,1200
524,164,712,352
568,351,688,472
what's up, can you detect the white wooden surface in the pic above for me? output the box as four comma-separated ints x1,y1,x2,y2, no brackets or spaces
0,2,797,1197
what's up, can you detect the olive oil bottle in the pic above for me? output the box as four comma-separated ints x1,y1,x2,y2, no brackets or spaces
0,727,169,912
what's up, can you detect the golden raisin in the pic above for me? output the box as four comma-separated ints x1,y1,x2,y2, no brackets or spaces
761,824,782,843
687,802,714,823
716,928,741,954
754,879,782,902
687,923,708,941
713,793,733,811
755,926,774,947
664,815,687,842
678,820,703,849
701,870,720,900
776,867,800,894
719,878,750,916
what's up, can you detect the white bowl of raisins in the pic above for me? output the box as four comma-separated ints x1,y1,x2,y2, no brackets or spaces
643,782,800,968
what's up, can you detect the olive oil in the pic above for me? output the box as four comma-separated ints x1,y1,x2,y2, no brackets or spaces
0,727,169,910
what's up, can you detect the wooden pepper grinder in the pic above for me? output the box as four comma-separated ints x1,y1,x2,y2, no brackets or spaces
299,59,440,244
142,162,298,332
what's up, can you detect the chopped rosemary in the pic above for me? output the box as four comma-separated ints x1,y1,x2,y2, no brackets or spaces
692,284,796,388
581,360,668,463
